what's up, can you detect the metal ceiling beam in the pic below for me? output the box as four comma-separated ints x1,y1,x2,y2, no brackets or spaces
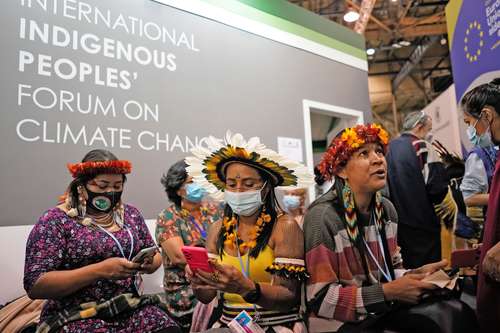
365,23,447,40
366,13,446,29
370,66,450,76
345,0,392,32
409,73,431,102
400,11,445,32
417,1,449,7
354,0,378,34
423,51,449,79
391,35,439,90
370,55,445,64
399,0,415,24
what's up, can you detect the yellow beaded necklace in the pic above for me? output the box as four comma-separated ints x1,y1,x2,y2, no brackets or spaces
223,211,272,253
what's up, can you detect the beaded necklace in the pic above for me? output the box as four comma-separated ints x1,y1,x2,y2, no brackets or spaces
223,211,272,253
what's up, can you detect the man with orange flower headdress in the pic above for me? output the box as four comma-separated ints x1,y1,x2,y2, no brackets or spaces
304,124,477,332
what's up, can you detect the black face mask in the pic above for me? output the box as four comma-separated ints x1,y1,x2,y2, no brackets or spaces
86,188,122,213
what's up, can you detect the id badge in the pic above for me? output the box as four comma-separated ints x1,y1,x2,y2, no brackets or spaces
228,310,265,333
134,274,144,296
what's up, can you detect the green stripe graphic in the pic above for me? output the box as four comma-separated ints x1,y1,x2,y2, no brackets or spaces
200,0,367,60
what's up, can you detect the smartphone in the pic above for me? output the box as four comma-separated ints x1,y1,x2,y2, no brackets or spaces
447,267,459,277
181,246,214,273
132,246,158,263
451,247,482,268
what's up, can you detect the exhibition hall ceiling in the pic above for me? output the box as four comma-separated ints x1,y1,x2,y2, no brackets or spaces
289,0,452,135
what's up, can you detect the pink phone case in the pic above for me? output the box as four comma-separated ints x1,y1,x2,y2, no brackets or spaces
181,246,214,273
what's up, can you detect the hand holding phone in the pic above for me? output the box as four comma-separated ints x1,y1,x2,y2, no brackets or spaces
181,246,214,273
132,246,158,264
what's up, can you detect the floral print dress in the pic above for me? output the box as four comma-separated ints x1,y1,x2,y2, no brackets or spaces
155,204,222,321
24,205,179,333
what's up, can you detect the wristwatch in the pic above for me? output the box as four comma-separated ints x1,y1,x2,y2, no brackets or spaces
243,282,261,303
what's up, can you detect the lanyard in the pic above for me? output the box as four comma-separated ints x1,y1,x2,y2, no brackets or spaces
189,215,207,239
94,223,134,261
237,251,251,279
234,223,250,277
484,146,498,167
234,223,260,321
362,213,392,282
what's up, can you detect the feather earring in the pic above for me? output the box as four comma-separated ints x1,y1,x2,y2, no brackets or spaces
66,194,78,218
77,185,91,226
342,181,359,243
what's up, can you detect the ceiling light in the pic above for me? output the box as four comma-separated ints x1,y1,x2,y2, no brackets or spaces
366,48,376,56
343,10,360,22
440,37,447,45
399,40,411,46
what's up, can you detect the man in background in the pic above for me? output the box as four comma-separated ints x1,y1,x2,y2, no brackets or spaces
386,111,449,268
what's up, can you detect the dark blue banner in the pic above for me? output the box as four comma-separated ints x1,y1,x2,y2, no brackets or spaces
448,0,500,101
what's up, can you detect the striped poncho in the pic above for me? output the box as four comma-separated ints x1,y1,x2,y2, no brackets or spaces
303,189,403,331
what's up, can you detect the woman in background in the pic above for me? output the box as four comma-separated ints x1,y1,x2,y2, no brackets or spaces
282,188,307,229
460,79,500,332
156,160,222,332
460,104,498,242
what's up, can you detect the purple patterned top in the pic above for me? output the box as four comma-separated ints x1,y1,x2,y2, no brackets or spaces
24,205,178,332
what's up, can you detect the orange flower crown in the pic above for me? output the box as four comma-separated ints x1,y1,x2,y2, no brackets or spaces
318,124,389,180
67,160,132,178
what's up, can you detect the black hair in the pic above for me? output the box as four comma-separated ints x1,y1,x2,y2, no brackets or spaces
460,78,500,118
67,149,126,215
314,166,325,186
216,167,281,258
160,160,188,208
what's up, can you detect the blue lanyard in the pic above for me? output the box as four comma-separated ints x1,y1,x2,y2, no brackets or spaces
234,224,250,277
484,146,498,166
362,212,392,282
94,223,134,261
363,232,392,282
234,223,260,320
189,216,207,239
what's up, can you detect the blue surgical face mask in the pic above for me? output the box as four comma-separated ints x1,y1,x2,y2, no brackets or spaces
282,195,301,212
467,116,493,147
185,183,206,203
224,183,266,216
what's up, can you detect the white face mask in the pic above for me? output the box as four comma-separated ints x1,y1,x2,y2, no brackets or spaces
224,183,266,216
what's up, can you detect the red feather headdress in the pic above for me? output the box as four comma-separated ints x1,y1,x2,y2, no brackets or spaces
67,160,132,178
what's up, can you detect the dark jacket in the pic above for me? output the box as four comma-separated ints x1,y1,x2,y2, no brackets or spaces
386,133,442,232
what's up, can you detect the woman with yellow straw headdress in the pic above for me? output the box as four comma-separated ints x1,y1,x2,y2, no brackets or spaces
184,131,312,332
